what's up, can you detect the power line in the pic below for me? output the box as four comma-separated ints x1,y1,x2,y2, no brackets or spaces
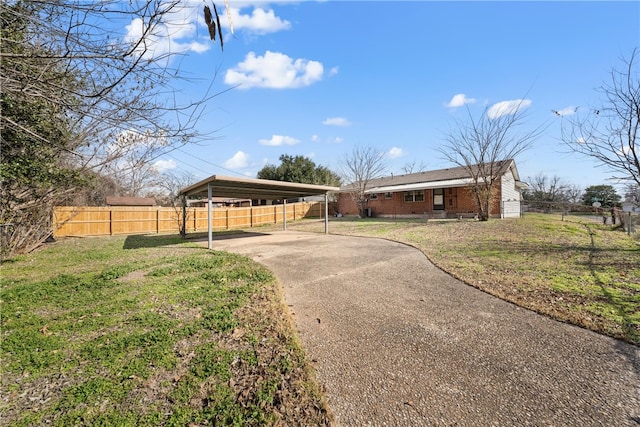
173,146,249,178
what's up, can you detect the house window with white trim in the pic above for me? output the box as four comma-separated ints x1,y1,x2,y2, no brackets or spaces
385,192,393,199
370,193,378,200
404,190,424,202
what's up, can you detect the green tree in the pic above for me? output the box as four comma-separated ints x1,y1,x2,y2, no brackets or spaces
257,155,342,186
581,185,621,207
0,3,87,255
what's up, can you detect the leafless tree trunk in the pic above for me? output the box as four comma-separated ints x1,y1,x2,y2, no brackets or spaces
440,100,545,220
561,48,640,186
340,146,388,218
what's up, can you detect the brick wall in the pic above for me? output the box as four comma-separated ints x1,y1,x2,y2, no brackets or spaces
338,186,493,217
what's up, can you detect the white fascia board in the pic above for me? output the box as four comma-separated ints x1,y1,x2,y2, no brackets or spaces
365,178,475,194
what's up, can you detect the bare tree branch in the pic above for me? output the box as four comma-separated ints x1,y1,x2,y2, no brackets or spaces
561,48,640,186
340,146,388,217
440,99,546,220
1,0,226,255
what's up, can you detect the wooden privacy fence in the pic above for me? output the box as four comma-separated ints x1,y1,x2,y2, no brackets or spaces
53,202,325,238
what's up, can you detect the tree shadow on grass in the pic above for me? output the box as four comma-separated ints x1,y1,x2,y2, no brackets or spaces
123,233,187,249
581,224,640,391
123,231,272,249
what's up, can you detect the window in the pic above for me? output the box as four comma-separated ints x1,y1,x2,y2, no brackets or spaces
433,188,444,210
385,192,393,199
370,193,378,200
404,190,424,202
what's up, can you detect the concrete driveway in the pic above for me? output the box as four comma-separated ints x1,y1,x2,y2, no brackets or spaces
210,231,639,426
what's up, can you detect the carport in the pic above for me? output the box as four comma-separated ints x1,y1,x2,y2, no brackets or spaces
178,175,340,249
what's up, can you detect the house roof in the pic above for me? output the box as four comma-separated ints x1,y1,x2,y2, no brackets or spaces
179,175,340,200
341,159,521,193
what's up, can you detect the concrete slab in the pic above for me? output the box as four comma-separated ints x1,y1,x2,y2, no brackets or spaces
210,231,640,426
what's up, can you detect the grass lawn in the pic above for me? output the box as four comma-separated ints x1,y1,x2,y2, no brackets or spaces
2,213,637,425
281,213,640,345
1,234,331,426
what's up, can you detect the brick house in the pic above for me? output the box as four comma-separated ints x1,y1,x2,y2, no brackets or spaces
337,159,527,219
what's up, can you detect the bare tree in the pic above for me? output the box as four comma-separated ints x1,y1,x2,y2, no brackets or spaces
440,100,545,220
340,146,388,217
565,184,584,205
561,48,640,186
401,160,428,174
624,183,640,205
524,174,572,202
0,1,222,255
105,130,172,197
523,173,583,212
155,170,198,207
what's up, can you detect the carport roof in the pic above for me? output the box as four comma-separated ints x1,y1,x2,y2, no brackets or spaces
179,175,340,200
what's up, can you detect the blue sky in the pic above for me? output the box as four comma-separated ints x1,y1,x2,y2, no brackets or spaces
137,1,639,191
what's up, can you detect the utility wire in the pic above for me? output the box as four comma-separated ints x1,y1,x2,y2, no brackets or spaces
173,146,249,177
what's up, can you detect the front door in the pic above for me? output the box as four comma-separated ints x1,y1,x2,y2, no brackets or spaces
433,188,444,210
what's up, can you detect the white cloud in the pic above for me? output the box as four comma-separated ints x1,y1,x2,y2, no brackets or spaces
122,3,293,65
487,99,532,119
123,5,210,64
259,134,300,146
225,50,324,89
446,93,476,108
322,117,351,127
226,6,291,34
387,146,404,159
224,151,249,168
153,159,177,173
329,66,339,76
307,151,316,158
311,135,319,142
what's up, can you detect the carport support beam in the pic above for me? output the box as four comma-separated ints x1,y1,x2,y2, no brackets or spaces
283,199,287,231
181,195,187,238
207,182,213,250
325,193,329,234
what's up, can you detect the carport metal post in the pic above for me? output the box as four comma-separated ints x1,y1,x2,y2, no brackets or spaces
325,193,329,234
283,199,287,231
207,182,213,249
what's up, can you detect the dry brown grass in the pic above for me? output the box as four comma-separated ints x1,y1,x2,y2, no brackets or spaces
275,214,640,345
